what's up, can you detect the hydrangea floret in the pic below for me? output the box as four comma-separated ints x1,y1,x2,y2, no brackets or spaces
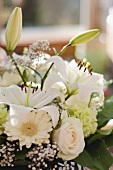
0,104,8,134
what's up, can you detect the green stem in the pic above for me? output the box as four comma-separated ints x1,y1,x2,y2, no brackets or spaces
41,62,54,90
41,43,71,90
9,52,25,83
65,93,72,101
58,43,71,56
26,65,42,79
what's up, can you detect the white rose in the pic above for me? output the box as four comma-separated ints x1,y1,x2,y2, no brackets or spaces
53,117,85,160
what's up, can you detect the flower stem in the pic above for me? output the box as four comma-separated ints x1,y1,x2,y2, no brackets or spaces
9,52,25,83
26,65,42,79
58,43,71,56
41,62,54,90
41,43,70,90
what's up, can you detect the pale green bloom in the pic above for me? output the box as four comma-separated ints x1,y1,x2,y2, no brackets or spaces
5,7,22,52
0,126,4,135
0,104,8,125
69,29,100,46
65,97,97,137
0,104,8,134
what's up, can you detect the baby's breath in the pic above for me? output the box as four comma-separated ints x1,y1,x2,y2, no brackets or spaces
24,40,50,60
0,141,20,167
26,143,74,170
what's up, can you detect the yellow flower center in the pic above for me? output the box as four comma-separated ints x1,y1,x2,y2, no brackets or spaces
19,121,38,137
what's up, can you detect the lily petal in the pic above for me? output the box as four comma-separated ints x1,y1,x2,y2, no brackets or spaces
39,105,59,127
35,88,64,108
0,85,25,105
47,56,68,81
43,73,64,91
10,104,33,117
78,83,104,102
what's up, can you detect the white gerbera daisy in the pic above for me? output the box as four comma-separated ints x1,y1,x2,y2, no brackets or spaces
5,106,53,149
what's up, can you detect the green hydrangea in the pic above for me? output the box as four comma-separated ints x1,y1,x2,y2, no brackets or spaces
68,103,97,137
0,104,8,133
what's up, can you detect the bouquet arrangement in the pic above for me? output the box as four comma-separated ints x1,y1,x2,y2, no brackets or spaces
0,7,113,170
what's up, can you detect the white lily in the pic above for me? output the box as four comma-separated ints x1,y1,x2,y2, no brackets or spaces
0,85,62,127
0,72,21,87
48,56,104,103
43,73,64,91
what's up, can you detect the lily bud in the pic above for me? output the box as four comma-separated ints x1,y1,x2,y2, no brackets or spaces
69,29,100,46
5,7,22,52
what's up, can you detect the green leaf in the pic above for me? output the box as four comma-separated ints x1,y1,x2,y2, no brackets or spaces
23,69,27,80
93,141,113,170
87,139,101,157
74,149,93,169
69,29,100,46
15,147,29,160
0,134,7,145
15,150,26,160
105,134,113,147
93,157,106,170
97,99,113,128
97,129,112,135
87,133,104,144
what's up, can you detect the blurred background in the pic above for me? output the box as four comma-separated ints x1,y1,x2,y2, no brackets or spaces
1,0,113,85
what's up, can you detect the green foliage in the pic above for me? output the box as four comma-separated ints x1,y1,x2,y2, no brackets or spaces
15,147,29,160
84,139,113,170
23,70,27,81
74,149,93,169
105,134,113,147
97,97,113,128
0,134,7,145
92,141,113,170
74,98,113,170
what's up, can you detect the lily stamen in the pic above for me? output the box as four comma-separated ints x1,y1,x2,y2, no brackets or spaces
77,58,93,75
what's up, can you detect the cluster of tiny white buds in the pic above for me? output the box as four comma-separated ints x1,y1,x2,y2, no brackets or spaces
26,143,74,170
0,140,20,167
30,40,50,51
12,57,32,67
55,161,75,170
24,40,51,60
26,143,60,170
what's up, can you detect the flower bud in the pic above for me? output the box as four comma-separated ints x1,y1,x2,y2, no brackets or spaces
5,7,22,52
69,29,100,46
